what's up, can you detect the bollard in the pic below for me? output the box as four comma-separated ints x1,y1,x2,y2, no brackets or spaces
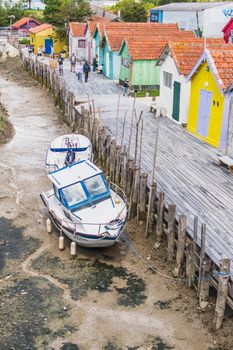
71,241,77,257
59,236,65,250
46,218,53,234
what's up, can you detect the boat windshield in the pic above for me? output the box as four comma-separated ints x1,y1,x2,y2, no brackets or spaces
84,175,108,198
62,182,87,207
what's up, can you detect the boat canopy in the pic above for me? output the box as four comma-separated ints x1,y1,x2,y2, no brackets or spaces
48,160,102,189
50,134,91,152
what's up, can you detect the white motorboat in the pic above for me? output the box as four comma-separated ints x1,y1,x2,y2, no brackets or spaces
41,160,128,248
45,134,92,173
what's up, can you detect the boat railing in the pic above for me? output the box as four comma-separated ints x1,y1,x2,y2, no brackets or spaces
51,213,126,237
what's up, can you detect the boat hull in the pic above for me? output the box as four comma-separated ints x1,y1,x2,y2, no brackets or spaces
49,210,124,248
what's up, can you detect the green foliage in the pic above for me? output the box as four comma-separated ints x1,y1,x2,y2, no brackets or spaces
43,0,62,25
109,0,148,22
43,0,92,40
24,9,44,22
0,0,25,26
133,89,159,97
122,0,148,22
19,37,30,44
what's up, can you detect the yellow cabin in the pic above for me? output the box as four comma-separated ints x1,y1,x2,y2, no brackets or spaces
29,23,65,55
187,48,233,148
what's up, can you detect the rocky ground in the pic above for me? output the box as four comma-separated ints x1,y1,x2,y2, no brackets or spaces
0,57,232,350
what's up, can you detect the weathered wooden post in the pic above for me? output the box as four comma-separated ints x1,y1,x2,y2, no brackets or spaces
186,238,195,287
198,223,206,293
137,173,148,222
129,165,140,218
120,149,127,191
167,204,176,261
174,214,187,276
145,110,161,237
109,140,116,182
199,258,212,309
105,134,112,174
155,191,165,244
115,145,122,186
126,158,134,200
145,182,157,237
213,259,230,331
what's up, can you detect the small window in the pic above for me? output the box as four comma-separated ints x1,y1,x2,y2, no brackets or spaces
121,57,130,68
213,100,216,106
62,183,87,207
78,40,86,48
217,101,219,107
84,175,107,198
163,71,172,89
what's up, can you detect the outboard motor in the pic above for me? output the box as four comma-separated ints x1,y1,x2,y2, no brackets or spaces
65,150,76,166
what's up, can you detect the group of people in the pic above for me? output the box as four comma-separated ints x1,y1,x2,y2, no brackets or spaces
66,53,101,83
57,51,130,94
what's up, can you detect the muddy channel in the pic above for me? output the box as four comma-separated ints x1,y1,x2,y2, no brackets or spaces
0,59,230,350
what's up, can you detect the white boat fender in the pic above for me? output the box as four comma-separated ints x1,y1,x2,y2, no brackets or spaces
114,196,121,204
71,241,77,257
46,218,53,234
59,236,65,250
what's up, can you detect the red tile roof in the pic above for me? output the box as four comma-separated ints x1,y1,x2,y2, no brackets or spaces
167,38,226,75
122,31,196,60
102,23,194,53
69,22,86,37
29,23,53,34
87,17,110,35
206,47,233,90
12,17,40,28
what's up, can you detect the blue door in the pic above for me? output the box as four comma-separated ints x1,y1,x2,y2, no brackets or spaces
197,89,212,137
45,38,53,54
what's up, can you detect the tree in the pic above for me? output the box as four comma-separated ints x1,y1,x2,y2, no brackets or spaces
120,0,147,22
43,0,62,25
52,0,92,40
0,0,25,26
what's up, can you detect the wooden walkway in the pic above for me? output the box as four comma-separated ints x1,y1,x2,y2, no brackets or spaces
24,51,233,280
75,95,233,280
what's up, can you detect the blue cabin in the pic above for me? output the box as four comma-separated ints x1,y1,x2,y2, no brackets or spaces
101,30,122,80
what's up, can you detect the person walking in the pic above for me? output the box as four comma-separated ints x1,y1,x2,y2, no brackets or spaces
37,46,42,57
58,54,64,76
83,60,91,83
42,45,46,59
123,78,129,96
28,44,33,56
92,54,98,72
50,45,54,59
76,61,83,83
70,53,76,72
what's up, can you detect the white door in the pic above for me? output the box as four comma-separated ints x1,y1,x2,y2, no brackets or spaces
106,52,110,78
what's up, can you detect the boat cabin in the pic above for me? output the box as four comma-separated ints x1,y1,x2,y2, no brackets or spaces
48,160,110,211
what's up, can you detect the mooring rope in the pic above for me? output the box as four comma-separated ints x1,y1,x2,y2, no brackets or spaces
121,233,183,281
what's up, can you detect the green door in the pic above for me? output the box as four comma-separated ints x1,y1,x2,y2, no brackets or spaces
172,81,181,122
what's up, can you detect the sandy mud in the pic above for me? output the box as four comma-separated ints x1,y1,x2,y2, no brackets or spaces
0,58,232,350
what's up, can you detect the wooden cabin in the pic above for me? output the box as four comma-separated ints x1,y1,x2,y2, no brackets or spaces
187,46,233,148
29,24,64,55
157,38,225,124
12,17,40,36
118,29,195,91
68,22,87,60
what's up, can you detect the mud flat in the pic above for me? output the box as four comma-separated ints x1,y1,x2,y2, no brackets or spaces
0,58,231,349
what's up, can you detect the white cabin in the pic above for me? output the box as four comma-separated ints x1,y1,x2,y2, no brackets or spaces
150,2,233,38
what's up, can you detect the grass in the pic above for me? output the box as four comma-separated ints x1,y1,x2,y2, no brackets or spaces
132,89,159,98
19,38,30,45
0,113,6,132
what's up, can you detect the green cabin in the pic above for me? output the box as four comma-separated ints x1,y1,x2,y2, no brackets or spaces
119,39,161,91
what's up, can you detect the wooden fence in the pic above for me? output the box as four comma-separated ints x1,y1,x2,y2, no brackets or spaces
22,54,232,330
